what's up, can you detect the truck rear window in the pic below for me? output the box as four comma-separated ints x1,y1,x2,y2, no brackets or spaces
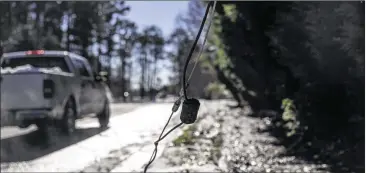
1,56,70,72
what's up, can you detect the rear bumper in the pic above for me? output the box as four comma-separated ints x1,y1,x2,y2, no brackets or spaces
1,108,54,127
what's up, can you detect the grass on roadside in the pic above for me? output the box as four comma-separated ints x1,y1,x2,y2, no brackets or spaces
173,125,197,146
171,114,224,166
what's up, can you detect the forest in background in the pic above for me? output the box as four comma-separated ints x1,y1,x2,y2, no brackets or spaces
202,1,364,171
0,1,365,171
0,1,219,102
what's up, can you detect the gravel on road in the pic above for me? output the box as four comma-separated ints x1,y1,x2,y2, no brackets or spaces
148,100,331,173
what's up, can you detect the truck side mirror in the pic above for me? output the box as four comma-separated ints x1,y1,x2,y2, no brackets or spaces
94,75,102,82
94,71,108,82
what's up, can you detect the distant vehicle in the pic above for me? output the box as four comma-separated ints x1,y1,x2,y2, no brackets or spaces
0,50,110,135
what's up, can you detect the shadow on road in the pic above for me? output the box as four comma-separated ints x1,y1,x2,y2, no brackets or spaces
1,127,109,163
251,109,365,173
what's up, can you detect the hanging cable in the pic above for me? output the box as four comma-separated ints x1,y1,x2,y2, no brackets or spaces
143,98,182,173
186,1,217,84
143,122,183,173
182,1,214,100
143,1,216,172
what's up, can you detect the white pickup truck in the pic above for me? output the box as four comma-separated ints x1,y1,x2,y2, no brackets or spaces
0,50,110,135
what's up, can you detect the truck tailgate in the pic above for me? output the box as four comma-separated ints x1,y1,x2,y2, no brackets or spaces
1,73,50,110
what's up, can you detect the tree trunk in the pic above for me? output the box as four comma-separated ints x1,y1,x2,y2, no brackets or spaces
8,2,12,27
120,51,126,102
35,3,41,48
66,10,70,52
127,62,132,102
139,52,147,100
150,58,158,101
214,66,244,107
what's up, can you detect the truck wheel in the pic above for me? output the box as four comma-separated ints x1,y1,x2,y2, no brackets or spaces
97,100,110,129
35,119,51,145
36,119,49,133
60,99,76,135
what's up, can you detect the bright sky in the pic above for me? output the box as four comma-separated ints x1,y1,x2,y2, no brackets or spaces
125,1,189,89
126,1,189,37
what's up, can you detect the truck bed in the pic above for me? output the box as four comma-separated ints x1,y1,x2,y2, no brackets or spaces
1,71,75,110
1,73,50,110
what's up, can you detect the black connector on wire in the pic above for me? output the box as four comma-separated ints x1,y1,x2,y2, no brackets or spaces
143,2,215,173
179,1,213,125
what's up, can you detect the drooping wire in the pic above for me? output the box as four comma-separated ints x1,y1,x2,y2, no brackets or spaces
186,1,217,84
182,1,214,100
143,1,217,172
143,98,182,173
143,123,183,172
143,120,183,172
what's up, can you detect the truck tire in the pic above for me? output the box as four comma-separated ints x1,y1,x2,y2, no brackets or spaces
97,99,110,129
35,119,51,145
35,119,49,133
60,99,76,135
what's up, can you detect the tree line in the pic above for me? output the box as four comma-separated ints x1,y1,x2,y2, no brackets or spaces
1,1,364,128
208,1,364,136
0,1,204,101
0,1,364,170
184,1,363,171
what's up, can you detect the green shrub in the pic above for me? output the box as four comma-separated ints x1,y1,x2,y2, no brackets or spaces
281,98,300,137
204,82,230,99
173,125,196,146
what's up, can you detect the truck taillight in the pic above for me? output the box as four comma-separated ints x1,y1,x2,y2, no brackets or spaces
26,50,45,55
43,79,55,98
